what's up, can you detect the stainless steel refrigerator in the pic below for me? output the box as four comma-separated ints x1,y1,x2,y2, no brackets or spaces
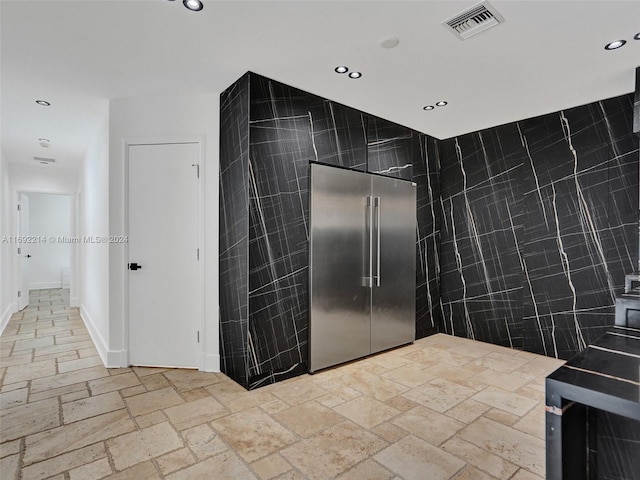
309,163,416,372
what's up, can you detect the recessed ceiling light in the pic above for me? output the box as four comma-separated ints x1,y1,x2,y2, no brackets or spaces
423,105,435,111
380,36,400,49
183,0,203,11
634,33,640,40
435,101,448,107
35,100,50,106
604,40,626,50
348,71,362,79
335,66,349,74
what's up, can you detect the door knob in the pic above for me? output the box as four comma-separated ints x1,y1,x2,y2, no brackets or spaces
128,262,142,271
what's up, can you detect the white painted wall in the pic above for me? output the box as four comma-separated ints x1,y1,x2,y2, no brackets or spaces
0,152,15,333
79,106,111,366
26,193,71,290
109,92,219,371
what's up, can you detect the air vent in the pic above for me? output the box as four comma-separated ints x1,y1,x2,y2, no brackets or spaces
443,1,505,40
34,156,55,164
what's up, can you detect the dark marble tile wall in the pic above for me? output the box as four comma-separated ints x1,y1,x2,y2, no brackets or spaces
219,74,251,388
414,134,442,338
220,72,441,389
438,94,639,359
367,116,414,181
246,74,316,388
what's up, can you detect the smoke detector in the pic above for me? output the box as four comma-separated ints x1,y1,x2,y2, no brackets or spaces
443,1,505,40
34,156,55,164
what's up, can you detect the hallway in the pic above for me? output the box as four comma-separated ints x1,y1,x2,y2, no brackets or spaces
1,289,562,479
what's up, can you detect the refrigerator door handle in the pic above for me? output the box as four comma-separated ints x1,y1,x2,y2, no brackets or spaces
366,196,374,288
374,196,381,287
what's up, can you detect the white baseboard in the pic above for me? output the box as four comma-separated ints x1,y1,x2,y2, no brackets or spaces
0,302,17,336
30,281,62,290
80,304,126,368
201,353,220,372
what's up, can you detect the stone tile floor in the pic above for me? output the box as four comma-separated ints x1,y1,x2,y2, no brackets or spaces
0,289,564,479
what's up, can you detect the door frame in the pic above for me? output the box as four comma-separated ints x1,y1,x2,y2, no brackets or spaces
12,190,79,312
124,137,205,369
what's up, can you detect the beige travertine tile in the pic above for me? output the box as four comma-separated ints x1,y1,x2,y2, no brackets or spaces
62,391,124,423
13,336,54,351
156,448,195,475
135,410,169,429
511,468,544,479
32,340,95,358
166,451,257,480
391,406,464,446
21,443,106,480
452,465,493,479
78,347,100,358
366,351,417,370
445,398,491,424
401,377,477,412
55,333,91,345
513,404,546,440
270,378,329,406
281,421,387,480
334,396,401,429
107,461,161,479
380,364,433,388
58,356,103,373
3,359,56,384
260,398,291,414
89,372,140,395
132,366,168,377
374,434,465,480
181,423,227,460
441,435,519,479
164,395,229,430
371,422,408,443
471,352,529,373
212,407,297,462
473,368,533,392
106,422,183,471
341,371,408,402
29,381,88,402
0,398,60,443
124,387,184,416
337,459,394,480
274,400,344,437
24,409,135,465
0,453,19,480
139,372,171,391
0,352,33,367
61,388,90,403
120,385,146,397
68,457,112,480
181,387,210,402
0,439,21,458
251,453,293,480
458,417,545,476
30,365,109,393
207,381,278,413
163,368,223,390
32,351,78,363
472,387,538,417
311,377,363,403
0,387,28,409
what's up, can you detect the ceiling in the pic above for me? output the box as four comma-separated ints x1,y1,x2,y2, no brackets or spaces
2,0,639,171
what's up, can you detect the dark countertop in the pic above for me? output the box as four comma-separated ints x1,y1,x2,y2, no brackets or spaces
546,326,640,421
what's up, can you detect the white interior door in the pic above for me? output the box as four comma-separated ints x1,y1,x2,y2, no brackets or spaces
128,143,200,368
17,193,30,310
